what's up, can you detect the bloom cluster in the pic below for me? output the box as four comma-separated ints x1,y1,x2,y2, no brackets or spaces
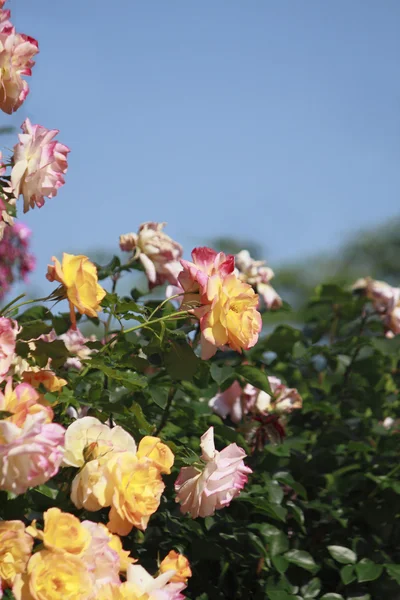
0,221,35,299
0,506,191,600
0,0,38,115
352,276,400,337
0,378,65,494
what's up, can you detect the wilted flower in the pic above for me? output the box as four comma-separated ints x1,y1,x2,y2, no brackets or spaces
0,317,18,382
0,412,65,495
210,377,303,424
119,222,183,288
175,426,251,518
0,24,38,114
0,520,33,596
235,249,282,310
352,277,400,314
11,118,70,212
46,253,106,329
352,276,400,338
60,327,96,370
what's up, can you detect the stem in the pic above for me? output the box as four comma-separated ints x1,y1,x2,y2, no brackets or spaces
123,310,190,336
148,293,184,321
105,274,120,337
155,387,175,435
2,295,55,317
94,309,192,358
0,293,26,316
368,463,400,499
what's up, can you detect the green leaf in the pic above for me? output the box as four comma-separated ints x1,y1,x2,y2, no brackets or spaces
164,340,200,381
320,595,344,600
32,340,69,368
284,550,319,573
87,360,147,390
236,364,271,393
18,305,51,322
385,564,400,585
149,385,169,409
355,558,383,583
267,326,302,355
130,403,153,435
210,363,235,386
340,565,356,585
274,471,308,500
301,578,321,598
266,480,284,505
260,524,289,556
271,555,289,574
327,546,357,564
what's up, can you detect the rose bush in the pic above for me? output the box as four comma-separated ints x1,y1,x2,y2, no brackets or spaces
0,1,399,598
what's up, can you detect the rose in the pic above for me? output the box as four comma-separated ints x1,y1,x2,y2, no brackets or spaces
0,317,18,382
64,416,137,511
195,273,262,359
32,508,91,556
160,551,192,584
46,253,106,328
0,520,33,593
136,436,174,474
13,550,93,600
105,452,165,535
0,412,64,495
175,427,252,518
119,222,183,288
11,119,69,212
0,27,38,115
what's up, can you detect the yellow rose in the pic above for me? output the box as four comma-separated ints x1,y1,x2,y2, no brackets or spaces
199,273,262,359
0,520,33,589
39,508,91,556
106,452,164,535
22,370,67,392
46,253,106,328
159,550,192,583
14,550,93,600
71,459,111,511
136,436,174,474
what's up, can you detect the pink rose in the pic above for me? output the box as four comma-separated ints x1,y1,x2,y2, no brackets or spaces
208,381,243,423
0,413,65,495
119,222,183,288
0,317,18,382
0,23,38,114
175,427,251,518
179,247,234,298
81,521,120,590
11,118,70,213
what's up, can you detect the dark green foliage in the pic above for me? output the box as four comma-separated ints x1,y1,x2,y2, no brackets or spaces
5,271,400,600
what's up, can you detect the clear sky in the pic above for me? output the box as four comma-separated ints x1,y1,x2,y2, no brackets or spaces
4,0,400,296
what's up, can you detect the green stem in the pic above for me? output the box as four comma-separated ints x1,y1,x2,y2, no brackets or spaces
0,293,26,316
3,296,54,317
124,310,190,336
148,293,184,321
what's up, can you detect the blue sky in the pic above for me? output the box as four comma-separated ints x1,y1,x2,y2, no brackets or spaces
4,0,400,297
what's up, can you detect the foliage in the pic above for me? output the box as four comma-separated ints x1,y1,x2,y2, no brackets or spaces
2,264,399,599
